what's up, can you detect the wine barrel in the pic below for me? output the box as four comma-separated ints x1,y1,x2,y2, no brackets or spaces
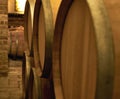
22,52,26,98
104,0,120,99
22,51,33,98
26,67,54,99
52,0,114,99
33,0,59,78
25,67,41,99
24,0,36,55
8,26,25,59
50,0,62,25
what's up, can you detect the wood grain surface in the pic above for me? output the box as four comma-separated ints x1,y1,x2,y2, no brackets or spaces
104,0,120,99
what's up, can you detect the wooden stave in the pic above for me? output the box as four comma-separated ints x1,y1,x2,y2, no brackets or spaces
33,0,54,78
25,67,54,99
87,1,114,98
103,0,120,98
8,30,17,58
8,27,25,59
22,52,26,99
50,0,62,26
25,67,41,99
52,0,114,99
22,51,33,99
24,0,30,53
40,78,55,99
24,0,36,55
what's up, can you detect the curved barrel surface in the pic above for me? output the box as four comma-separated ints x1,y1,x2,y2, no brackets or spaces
52,0,114,99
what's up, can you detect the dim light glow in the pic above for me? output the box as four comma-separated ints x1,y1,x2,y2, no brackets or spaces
16,0,26,12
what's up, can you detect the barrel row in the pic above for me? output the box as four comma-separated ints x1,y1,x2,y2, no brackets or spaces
22,51,54,99
8,26,25,59
23,0,120,99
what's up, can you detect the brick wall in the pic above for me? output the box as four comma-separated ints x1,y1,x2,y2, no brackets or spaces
0,0,8,99
0,0,8,72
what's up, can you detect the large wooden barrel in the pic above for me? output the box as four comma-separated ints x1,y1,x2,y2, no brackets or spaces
26,67,54,99
25,67,40,99
103,0,120,99
33,0,61,78
8,26,25,59
24,0,36,55
52,0,114,99
22,52,26,98
50,0,61,25
22,51,33,98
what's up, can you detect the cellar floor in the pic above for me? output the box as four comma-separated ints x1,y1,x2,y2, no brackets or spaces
8,59,23,99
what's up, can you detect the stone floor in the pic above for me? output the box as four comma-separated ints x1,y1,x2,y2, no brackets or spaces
8,59,23,99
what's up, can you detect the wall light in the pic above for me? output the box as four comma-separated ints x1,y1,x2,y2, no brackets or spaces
16,0,26,12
